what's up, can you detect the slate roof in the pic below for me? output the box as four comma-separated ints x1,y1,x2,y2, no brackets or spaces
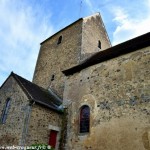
62,32,150,76
11,72,62,112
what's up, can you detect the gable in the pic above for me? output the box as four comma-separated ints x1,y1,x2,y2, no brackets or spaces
0,75,29,101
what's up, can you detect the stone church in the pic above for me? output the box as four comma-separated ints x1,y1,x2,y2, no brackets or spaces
0,13,150,150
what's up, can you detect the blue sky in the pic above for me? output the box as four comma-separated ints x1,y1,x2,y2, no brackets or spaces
0,0,150,86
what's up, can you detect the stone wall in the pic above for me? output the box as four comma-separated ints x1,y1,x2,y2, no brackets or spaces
26,104,62,147
0,76,63,148
33,20,83,97
63,46,150,150
0,76,29,146
81,13,111,60
32,13,111,97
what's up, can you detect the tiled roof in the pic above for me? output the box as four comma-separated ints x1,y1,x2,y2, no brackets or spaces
62,32,150,76
11,72,62,112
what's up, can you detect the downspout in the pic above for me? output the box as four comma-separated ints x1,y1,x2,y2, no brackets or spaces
20,100,35,148
48,88,62,103
13,73,36,147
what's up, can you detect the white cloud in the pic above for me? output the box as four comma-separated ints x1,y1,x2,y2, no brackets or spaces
0,0,54,85
111,2,150,45
84,0,113,13
83,0,150,46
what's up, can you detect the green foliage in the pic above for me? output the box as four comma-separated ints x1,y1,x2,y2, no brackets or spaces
26,144,54,150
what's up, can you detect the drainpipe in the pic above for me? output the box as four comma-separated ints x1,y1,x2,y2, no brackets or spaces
48,88,62,103
20,100,35,148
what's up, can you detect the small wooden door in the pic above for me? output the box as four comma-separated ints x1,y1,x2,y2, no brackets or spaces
49,130,58,148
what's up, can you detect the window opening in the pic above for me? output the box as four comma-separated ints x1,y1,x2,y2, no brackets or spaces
98,40,101,49
80,105,90,133
57,36,62,45
51,75,55,81
1,98,11,124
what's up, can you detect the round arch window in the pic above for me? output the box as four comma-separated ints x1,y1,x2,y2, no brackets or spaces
80,105,90,133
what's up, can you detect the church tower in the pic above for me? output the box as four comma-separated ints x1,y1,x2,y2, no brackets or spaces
32,13,111,97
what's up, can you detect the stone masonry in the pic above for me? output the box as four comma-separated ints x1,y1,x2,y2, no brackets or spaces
26,104,62,146
33,13,111,97
0,74,62,148
0,12,149,150
0,76,29,146
63,47,150,150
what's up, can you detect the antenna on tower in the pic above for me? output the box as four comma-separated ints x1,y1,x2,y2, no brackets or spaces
79,0,83,18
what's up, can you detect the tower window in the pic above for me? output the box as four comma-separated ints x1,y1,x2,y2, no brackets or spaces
51,75,55,81
1,98,11,124
98,40,101,49
57,36,62,45
80,105,90,133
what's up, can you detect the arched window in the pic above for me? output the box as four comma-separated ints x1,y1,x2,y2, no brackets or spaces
57,36,62,45
1,98,11,124
80,105,90,133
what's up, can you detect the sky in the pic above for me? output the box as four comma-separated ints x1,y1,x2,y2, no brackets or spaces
0,0,150,86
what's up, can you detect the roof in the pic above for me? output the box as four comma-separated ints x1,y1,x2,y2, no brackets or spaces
62,32,150,76
6,72,62,112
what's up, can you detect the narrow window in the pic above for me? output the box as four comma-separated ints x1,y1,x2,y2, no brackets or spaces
57,36,62,45
80,105,90,133
51,75,55,81
98,40,101,49
1,98,11,124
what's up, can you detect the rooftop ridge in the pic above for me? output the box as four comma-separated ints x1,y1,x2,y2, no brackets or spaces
12,72,47,93
10,72,62,112
12,72,33,100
